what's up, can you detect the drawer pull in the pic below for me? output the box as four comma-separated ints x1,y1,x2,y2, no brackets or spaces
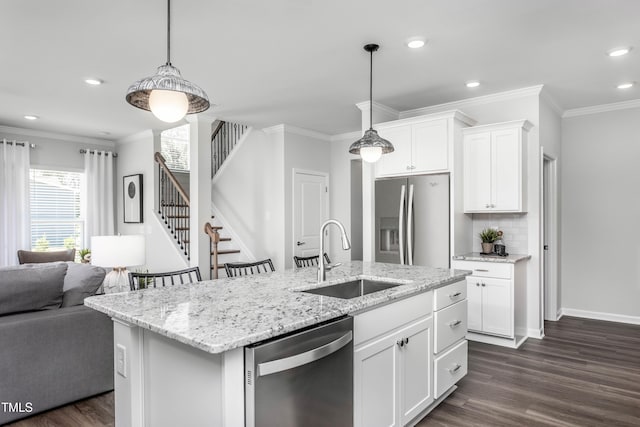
448,364,462,374
449,292,462,299
474,269,489,272
448,320,462,328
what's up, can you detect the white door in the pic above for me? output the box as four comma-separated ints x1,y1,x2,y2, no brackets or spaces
492,128,521,211
481,278,513,337
399,317,433,425
412,119,448,173
463,132,491,211
375,125,412,177
354,332,400,427
293,171,328,258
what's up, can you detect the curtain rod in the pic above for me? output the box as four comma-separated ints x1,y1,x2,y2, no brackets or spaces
80,148,118,158
1,139,36,148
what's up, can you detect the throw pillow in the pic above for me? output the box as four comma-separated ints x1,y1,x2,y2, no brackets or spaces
0,263,67,316
61,261,106,307
17,249,76,264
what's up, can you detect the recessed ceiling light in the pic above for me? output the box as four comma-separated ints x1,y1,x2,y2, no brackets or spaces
24,115,39,120
608,47,631,57
466,81,480,88
617,82,635,89
85,78,103,85
406,38,426,49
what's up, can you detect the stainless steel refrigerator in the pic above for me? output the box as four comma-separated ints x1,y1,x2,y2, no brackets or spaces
375,174,450,268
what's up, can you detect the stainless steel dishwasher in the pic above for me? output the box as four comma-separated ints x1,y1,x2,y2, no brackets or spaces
245,316,353,427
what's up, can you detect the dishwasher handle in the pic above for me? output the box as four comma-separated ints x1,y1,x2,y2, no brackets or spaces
257,331,353,377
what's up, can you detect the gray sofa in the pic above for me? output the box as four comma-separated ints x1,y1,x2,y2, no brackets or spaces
0,261,114,424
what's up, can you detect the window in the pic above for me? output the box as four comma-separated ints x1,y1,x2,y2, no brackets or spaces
161,124,190,171
29,169,84,255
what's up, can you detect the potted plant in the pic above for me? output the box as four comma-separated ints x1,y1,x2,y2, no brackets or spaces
78,248,91,263
479,228,501,254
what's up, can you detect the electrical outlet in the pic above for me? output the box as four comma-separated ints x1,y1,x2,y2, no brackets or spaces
116,344,127,378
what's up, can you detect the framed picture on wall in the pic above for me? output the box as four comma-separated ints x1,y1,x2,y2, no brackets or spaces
123,174,143,223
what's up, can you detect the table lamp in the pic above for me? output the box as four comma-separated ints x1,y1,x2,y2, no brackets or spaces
91,235,146,293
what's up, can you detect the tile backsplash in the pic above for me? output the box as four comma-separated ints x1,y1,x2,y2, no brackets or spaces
472,213,528,254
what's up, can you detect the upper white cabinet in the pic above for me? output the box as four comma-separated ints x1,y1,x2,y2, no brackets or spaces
462,120,532,213
375,112,475,178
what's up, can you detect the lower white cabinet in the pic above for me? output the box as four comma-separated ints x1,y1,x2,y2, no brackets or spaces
354,282,469,427
467,277,512,336
354,316,433,427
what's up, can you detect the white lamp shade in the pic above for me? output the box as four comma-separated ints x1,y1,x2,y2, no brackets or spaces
91,235,146,268
149,89,189,123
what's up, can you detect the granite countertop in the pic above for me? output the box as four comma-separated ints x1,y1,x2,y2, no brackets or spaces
85,261,469,355
452,253,531,263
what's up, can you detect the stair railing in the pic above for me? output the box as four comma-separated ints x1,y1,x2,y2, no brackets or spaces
204,222,220,279
155,152,191,260
211,121,249,178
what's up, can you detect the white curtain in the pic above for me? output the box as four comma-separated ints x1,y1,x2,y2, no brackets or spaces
0,140,31,266
83,150,115,246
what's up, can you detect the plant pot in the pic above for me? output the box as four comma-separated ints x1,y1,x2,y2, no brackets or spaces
481,242,494,254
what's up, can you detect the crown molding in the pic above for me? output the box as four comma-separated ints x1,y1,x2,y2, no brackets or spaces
399,85,545,119
0,125,115,146
539,88,564,116
262,124,331,141
462,119,534,134
355,101,400,118
562,98,640,118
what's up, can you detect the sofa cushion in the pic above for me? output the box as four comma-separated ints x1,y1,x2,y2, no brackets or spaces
17,249,76,264
0,263,67,315
61,262,106,307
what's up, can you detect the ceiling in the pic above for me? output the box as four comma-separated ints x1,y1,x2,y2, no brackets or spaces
1,0,639,141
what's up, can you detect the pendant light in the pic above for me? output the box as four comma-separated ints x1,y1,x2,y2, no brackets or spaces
349,44,394,163
126,0,210,123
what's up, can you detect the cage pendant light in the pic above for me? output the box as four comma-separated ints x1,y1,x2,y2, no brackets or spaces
125,0,210,123
349,43,394,163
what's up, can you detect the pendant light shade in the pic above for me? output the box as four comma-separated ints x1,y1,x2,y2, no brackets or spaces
125,0,210,123
349,44,394,163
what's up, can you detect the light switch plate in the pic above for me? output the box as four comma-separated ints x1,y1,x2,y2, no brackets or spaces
116,344,127,378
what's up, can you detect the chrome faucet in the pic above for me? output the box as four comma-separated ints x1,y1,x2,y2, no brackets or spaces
318,219,351,282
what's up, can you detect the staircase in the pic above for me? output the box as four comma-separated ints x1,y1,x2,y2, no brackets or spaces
155,119,248,278
155,152,241,275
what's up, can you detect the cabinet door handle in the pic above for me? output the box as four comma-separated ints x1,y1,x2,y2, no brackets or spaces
397,340,404,348
491,204,496,208
448,320,462,328
447,363,462,374
485,203,490,208
449,292,462,299
404,337,409,345
409,165,416,170
406,166,411,170
481,283,486,287
476,282,480,287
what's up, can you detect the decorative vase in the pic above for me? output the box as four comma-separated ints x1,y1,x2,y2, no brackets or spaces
481,242,494,254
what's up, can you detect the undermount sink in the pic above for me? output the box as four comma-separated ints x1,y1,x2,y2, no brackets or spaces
301,279,401,299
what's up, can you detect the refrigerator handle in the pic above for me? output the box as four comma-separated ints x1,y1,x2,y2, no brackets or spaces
407,184,414,266
399,184,406,265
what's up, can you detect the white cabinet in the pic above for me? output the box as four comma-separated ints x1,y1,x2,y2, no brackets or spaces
432,280,468,399
375,118,448,177
452,259,528,348
466,277,512,337
354,291,434,427
462,120,532,213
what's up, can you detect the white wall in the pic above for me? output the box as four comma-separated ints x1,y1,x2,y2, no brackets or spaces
211,128,285,270
116,131,188,273
329,132,362,263
1,126,114,171
283,127,332,269
561,107,640,321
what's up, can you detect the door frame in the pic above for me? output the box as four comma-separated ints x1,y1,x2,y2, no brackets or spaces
542,154,559,321
292,169,330,261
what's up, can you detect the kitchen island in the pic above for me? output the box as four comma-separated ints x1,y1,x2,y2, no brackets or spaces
86,261,470,427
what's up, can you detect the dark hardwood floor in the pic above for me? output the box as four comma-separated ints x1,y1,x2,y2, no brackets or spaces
7,316,640,427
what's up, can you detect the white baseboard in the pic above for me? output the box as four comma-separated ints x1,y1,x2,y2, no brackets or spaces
560,308,640,325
